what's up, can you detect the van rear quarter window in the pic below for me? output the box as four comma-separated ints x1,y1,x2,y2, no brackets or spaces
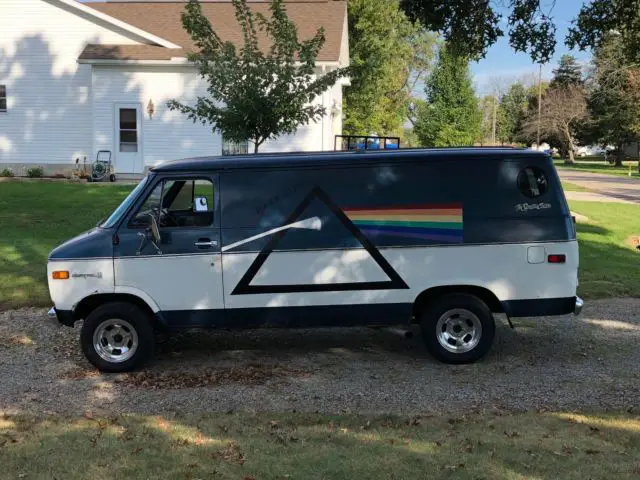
220,155,572,252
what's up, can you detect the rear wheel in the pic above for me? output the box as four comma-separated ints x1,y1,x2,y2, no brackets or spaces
80,302,154,372
420,294,495,364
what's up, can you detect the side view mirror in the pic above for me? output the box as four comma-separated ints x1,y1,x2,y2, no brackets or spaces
193,196,209,212
136,214,162,255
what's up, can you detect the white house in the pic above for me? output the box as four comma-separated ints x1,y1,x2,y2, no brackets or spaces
0,0,349,176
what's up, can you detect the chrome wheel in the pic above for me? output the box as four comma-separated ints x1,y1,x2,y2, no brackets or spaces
93,319,139,363
436,308,482,354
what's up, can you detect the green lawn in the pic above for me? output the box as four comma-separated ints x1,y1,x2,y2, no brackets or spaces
0,182,637,309
0,182,133,309
555,159,640,178
1,411,639,479
562,181,593,192
568,200,640,299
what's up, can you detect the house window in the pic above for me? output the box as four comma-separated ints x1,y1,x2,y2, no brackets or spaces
119,108,138,152
222,135,249,156
0,86,7,112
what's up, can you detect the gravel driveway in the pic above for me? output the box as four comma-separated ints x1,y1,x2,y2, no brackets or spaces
1,299,639,416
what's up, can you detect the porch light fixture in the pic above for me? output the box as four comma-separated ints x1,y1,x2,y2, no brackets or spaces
147,99,155,120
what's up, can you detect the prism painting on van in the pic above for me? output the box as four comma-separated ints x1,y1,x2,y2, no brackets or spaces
342,203,464,243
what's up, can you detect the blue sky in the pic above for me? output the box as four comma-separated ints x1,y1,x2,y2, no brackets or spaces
472,0,591,94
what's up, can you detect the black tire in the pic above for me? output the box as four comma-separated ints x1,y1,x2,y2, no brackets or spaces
80,301,155,372
420,293,495,364
109,174,116,182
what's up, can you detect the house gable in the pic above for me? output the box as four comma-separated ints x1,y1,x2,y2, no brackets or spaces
46,0,180,48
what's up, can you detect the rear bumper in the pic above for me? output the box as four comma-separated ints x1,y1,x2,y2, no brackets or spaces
502,296,584,318
48,307,75,327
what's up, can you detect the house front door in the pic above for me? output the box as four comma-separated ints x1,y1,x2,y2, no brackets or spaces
114,104,143,174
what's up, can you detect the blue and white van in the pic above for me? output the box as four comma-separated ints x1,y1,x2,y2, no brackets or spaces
47,148,582,371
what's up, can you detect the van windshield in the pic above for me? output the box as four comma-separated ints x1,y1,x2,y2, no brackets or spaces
99,176,149,229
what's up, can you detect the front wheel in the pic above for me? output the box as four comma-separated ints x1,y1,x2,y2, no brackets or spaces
80,302,155,372
420,294,495,364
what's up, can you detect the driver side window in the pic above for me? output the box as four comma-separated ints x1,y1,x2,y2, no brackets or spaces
129,178,214,229
129,181,164,228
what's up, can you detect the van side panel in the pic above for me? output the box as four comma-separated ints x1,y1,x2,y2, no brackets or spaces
218,155,578,322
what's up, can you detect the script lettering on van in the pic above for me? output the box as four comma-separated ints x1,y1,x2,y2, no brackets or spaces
515,202,552,212
71,272,103,279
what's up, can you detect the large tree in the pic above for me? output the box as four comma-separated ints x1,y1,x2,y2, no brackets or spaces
401,0,640,63
523,86,587,163
550,54,583,88
497,83,528,145
344,0,436,136
568,0,640,64
167,0,348,153
588,34,640,167
414,46,481,147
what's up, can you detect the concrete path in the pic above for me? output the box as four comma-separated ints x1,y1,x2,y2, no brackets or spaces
558,169,640,203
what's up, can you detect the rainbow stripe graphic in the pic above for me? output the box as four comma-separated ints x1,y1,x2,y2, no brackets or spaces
342,203,463,243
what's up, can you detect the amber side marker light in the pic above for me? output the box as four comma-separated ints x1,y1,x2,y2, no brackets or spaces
52,271,70,280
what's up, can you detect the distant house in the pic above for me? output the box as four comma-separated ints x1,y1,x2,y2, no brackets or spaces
0,0,349,175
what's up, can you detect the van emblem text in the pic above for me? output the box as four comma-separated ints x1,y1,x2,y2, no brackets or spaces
515,202,551,212
72,272,103,279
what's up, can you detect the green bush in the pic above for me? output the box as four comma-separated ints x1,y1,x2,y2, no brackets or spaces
0,168,14,177
26,166,44,178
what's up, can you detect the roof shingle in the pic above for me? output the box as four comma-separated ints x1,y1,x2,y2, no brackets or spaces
81,1,346,62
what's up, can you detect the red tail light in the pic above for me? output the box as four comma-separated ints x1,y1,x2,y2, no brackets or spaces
548,254,566,264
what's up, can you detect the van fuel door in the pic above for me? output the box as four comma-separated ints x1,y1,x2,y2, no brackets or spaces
527,246,546,264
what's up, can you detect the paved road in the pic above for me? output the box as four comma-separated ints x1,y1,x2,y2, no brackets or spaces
558,169,640,203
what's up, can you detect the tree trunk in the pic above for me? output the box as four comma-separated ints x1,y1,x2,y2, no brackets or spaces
615,143,624,167
254,139,260,154
563,125,574,164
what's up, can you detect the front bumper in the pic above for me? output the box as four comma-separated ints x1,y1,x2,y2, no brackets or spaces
48,307,75,327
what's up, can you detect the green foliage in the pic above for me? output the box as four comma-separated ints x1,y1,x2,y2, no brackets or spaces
587,34,640,165
551,55,583,88
0,168,14,177
168,0,349,153
400,0,557,62
26,166,43,178
401,0,640,65
414,46,481,147
497,83,529,144
568,0,640,63
344,0,436,136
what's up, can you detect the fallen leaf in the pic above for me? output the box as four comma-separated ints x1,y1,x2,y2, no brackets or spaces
132,447,142,455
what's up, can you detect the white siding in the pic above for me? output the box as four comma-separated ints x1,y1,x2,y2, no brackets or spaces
0,0,143,168
92,65,222,169
261,68,341,154
94,65,340,165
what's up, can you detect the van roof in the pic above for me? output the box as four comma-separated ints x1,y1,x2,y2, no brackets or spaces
151,147,549,172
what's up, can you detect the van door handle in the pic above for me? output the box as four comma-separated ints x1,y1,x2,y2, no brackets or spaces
194,239,218,248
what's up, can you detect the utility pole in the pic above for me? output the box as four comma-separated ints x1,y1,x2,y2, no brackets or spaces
536,63,542,148
492,97,497,144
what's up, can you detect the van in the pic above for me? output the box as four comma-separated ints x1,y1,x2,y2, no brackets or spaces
47,148,583,372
